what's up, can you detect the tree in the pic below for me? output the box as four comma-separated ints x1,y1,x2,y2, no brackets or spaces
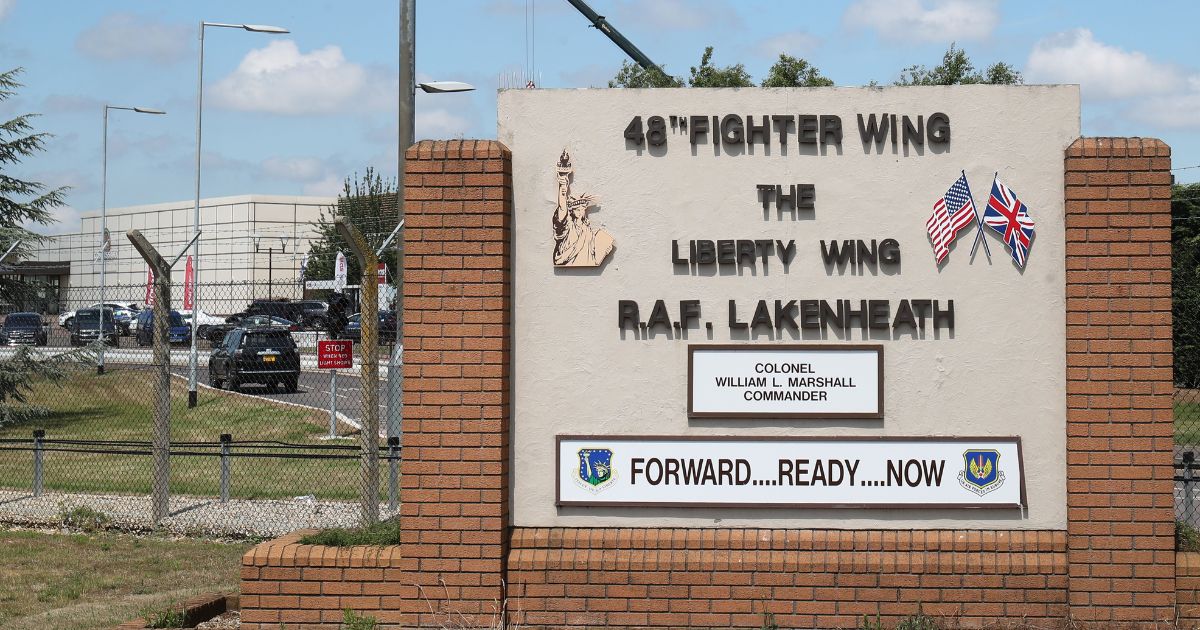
0,68,68,306
761,54,834,88
304,168,398,291
1173,182,1200,387
687,46,754,88
608,61,683,88
894,43,1022,86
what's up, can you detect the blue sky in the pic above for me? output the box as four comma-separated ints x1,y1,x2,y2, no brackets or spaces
1,0,1198,234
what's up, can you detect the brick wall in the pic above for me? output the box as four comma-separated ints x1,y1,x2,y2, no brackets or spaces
1063,138,1175,623
508,528,1066,629
397,140,513,627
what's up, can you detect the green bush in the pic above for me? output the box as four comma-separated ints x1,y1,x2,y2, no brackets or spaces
1178,520,1200,551
58,504,111,532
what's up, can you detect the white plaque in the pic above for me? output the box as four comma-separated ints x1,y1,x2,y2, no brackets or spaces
558,436,1024,508
689,345,883,419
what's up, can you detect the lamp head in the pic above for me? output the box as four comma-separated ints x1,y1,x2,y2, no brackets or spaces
133,107,167,115
242,24,289,34
417,81,475,94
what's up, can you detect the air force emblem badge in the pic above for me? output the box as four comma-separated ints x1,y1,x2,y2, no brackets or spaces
957,449,1005,496
575,448,616,493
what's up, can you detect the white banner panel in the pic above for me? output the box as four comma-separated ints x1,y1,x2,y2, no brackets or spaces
689,345,883,418
558,436,1024,508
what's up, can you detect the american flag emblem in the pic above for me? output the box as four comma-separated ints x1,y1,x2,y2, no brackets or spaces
983,176,1036,268
926,173,979,264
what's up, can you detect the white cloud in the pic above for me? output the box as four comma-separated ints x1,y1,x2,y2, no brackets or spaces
35,205,85,235
415,108,471,140
0,0,15,22
42,94,105,113
1130,92,1200,130
209,40,393,116
1026,29,1180,100
843,0,997,42
262,157,328,182
302,174,343,197
754,30,821,59
75,13,190,64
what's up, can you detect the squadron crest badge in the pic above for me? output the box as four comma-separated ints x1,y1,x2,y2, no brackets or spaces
575,448,616,494
957,449,1005,497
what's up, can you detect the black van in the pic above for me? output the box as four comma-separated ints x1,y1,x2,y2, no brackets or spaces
70,308,118,346
1,312,48,346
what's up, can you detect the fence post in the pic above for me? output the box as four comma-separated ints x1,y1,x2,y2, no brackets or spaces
335,219,380,525
32,429,44,497
387,436,399,512
220,433,231,503
328,368,338,439
126,229,174,523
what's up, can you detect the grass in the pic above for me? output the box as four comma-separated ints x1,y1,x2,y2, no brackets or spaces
0,368,371,500
1178,399,1200,444
0,528,249,630
299,518,399,547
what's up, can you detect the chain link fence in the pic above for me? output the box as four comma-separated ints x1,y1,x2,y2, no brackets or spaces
1175,203,1200,534
0,282,401,538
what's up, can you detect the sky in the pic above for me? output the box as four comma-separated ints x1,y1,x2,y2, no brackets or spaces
1,0,1198,235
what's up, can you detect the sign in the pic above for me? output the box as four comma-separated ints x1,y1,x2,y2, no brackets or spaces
317,340,353,370
557,436,1025,509
183,255,194,310
377,262,387,285
689,345,882,418
501,88,1077,529
334,251,347,291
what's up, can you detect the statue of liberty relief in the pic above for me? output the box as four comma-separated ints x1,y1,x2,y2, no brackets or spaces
553,149,615,267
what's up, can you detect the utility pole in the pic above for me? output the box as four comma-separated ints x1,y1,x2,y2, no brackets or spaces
388,0,415,444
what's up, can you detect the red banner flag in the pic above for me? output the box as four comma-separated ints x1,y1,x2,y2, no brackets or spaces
183,255,194,309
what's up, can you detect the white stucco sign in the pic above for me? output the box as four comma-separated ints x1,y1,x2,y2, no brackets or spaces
499,86,1078,529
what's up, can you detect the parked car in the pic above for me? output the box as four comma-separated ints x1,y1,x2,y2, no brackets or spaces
208,327,300,392
204,314,298,343
60,302,139,334
0,312,48,346
244,300,306,325
339,310,397,343
295,300,329,329
70,308,119,346
178,309,225,340
134,310,191,346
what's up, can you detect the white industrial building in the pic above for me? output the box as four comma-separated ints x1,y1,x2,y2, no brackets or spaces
9,194,335,315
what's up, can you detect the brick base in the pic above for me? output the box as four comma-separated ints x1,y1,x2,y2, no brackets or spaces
507,528,1066,629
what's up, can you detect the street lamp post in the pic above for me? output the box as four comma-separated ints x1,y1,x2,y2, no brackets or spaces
252,234,290,300
101,104,165,375
387,0,477,441
188,21,290,408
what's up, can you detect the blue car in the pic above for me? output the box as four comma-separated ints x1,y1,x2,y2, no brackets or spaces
135,310,191,346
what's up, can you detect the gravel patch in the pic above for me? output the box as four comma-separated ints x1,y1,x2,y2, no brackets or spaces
0,489,396,538
196,611,240,629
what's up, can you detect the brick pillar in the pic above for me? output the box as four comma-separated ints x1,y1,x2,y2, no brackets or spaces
1065,138,1175,624
399,140,512,626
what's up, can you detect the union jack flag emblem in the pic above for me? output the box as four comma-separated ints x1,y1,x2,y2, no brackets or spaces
983,176,1036,268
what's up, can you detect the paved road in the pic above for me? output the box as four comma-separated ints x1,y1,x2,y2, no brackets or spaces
169,364,390,430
